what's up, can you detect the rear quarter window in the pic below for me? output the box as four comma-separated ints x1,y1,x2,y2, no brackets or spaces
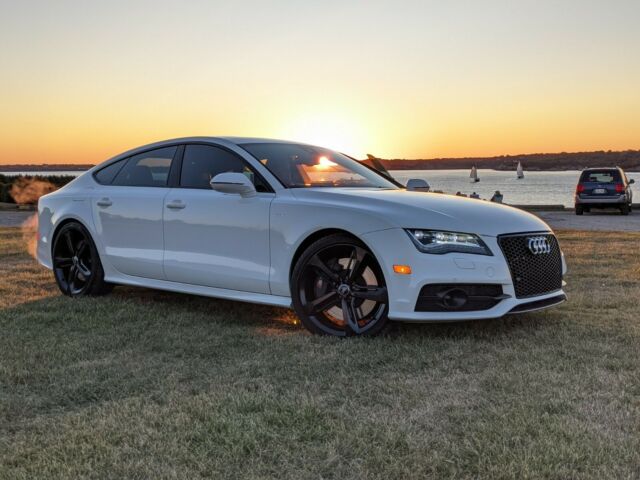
93,158,127,185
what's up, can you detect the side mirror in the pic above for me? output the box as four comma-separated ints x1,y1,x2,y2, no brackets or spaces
210,172,257,197
406,178,430,192
629,179,635,184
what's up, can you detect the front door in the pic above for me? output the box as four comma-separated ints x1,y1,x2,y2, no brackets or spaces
163,144,273,293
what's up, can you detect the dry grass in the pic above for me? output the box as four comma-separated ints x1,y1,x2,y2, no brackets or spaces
1,227,639,479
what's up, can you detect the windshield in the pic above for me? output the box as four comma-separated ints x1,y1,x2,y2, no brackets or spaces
241,143,399,189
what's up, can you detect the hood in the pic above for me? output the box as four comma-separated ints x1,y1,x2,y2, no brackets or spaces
291,188,552,236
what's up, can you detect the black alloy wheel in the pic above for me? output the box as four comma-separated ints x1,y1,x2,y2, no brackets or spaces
52,222,112,296
291,234,389,336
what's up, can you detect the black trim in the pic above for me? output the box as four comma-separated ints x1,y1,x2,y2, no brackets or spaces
167,145,185,188
508,294,567,314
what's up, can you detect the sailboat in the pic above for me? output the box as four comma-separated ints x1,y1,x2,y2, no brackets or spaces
470,165,479,182
516,161,524,179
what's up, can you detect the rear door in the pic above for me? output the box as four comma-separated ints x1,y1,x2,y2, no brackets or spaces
163,143,274,293
92,146,178,280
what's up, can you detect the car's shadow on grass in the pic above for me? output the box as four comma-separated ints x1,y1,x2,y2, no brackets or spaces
3,283,553,343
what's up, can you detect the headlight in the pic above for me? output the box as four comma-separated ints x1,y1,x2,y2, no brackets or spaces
405,229,493,256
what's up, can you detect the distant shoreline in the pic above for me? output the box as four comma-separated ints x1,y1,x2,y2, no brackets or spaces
373,150,640,172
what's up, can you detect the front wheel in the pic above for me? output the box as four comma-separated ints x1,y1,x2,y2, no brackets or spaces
291,234,389,336
52,222,113,297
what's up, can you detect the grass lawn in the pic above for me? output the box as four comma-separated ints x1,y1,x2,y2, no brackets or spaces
1,226,639,479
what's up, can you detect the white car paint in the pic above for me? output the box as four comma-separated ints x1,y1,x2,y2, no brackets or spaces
37,136,567,322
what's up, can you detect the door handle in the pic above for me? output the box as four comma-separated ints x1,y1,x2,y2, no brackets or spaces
166,201,186,210
96,198,112,207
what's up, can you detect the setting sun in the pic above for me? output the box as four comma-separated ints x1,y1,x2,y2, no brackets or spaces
279,112,369,158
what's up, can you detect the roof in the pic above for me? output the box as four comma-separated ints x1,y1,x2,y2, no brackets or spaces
218,136,299,145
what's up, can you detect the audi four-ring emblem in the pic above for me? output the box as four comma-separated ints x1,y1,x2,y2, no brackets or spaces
527,236,551,255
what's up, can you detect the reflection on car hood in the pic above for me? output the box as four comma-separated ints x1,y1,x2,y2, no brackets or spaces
290,188,552,236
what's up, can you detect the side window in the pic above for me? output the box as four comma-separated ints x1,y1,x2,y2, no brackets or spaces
94,158,127,185
112,146,177,187
180,144,271,192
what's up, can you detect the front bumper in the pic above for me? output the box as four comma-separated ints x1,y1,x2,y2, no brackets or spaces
362,228,566,322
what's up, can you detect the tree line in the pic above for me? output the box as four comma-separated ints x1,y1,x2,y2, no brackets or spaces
372,150,640,171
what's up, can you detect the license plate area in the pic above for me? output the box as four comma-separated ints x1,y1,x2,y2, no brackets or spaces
593,188,607,194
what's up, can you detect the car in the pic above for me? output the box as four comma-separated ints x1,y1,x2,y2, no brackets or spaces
36,137,568,336
575,167,634,215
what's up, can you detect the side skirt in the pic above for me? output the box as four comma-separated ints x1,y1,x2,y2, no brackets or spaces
105,274,293,309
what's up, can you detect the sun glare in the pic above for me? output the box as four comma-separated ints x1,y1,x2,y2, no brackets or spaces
317,155,337,168
280,113,367,158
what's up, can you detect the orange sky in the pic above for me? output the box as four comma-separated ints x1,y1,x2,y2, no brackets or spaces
1,0,639,165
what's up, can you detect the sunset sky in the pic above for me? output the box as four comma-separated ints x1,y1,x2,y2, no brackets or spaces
1,0,639,165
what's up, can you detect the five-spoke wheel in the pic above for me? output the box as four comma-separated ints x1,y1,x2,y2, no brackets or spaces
291,234,389,336
52,222,112,296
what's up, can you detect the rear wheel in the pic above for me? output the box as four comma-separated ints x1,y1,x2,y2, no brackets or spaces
52,222,113,297
621,204,630,216
291,234,389,336
575,205,583,215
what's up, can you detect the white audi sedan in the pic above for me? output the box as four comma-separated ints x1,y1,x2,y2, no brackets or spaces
37,137,567,336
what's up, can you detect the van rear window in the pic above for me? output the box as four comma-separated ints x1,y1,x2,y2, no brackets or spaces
579,170,621,183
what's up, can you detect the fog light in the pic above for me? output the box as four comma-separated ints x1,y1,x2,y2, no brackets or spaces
440,288,468,309
393,264,412,275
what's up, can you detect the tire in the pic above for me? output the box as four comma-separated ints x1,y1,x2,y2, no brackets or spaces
621,204,630,216
52,222,113,297
575,205,583,215
291,234,389,336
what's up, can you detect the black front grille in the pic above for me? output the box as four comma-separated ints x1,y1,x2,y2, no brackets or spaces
498,233,562,298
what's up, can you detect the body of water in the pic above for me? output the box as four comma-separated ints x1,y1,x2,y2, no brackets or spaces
2,169,638,207
390,169,640,207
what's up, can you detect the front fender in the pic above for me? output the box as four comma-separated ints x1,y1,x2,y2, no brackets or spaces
268,192,394,297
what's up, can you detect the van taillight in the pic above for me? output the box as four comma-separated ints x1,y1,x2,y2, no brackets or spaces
576,184,585,193
615,183,625,193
